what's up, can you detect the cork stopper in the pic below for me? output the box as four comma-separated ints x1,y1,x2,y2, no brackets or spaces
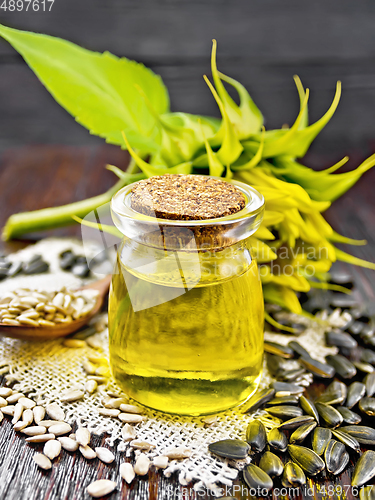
131,174,246,220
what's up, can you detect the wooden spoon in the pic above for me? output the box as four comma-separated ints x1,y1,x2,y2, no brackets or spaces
0,275,111,341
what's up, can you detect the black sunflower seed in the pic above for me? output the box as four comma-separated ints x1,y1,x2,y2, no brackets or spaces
289,421,317,444
346,382,366,409
331,429,361,453
354,361,374,374
23,259,49,275
316,380,347,405
364,373,375,397
359,485,375,500
334,450,350,476
267,405,303,420
312,427,332,456
279,368,306,382
352,450,375,487
329,270,354,289
243,388,275,414
361,349,375,365
288,341,310,358
243,464,273,492
264,342,294,359
7,261,22,278
330,293,358,309
267,396,299,406
324,439,346,474
258,451,284,477
282,461,306,487
326,354,357,379
278,415,315,431
267,428,288,452
246,419,266,453
299,395,320,423
325,330,357,349
272,382,304,396
336,406,362,424
72,262,90,278
300,356,336,379
359,397,375,416
59,250,76,270
340,426,375,445
315,402,344,428
349,321,366,335
208,439,249,459
287,444,325,476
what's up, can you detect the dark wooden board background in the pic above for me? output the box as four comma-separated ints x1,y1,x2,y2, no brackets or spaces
1,0,375,157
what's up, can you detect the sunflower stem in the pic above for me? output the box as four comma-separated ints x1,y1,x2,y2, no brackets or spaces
2,158,140,240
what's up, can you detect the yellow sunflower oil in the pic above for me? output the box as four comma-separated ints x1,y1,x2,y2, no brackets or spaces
108,239,264,415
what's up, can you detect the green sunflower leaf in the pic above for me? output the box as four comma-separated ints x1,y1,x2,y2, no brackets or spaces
0,23,169,152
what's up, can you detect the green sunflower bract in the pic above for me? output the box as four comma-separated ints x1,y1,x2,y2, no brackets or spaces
1,25,374,313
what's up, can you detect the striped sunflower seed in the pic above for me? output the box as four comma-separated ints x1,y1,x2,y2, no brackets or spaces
208,439,248,460
352,450,375,487
282,461,306,487
331,429,361,453
259,451,283,477
289,421,317,444
246,419,266,453
243,464,273,492
288,444,325,476
267,428,288,452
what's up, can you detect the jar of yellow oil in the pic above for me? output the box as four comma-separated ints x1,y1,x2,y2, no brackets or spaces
109,174,265,415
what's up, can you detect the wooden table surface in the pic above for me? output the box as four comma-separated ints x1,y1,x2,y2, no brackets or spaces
0,144,375,500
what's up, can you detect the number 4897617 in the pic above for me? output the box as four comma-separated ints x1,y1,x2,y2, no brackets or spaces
1,0,55,11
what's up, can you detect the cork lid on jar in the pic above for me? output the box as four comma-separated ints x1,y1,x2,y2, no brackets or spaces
111,174,264,251
131,174,246,220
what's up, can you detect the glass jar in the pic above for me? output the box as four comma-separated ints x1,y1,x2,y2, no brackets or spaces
109,176,265,415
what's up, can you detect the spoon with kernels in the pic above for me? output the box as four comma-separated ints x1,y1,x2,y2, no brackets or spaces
0,275,111,340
